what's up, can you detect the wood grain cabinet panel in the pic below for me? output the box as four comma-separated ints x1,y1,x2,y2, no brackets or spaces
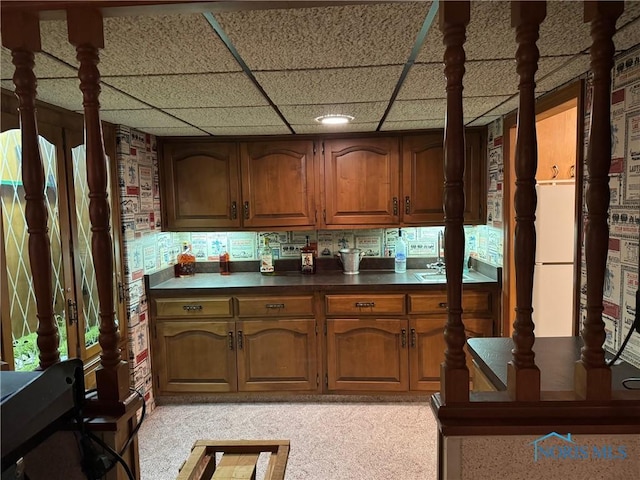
325,294,405,316
326,319,409,392
155,321,237,393
402,129,484,225
155,297,234,318
240,140,316,228
236,319,318,392
408,291,491,315
323,137,400,226
236,296,314,317
161,142,240,230
409,317,447,391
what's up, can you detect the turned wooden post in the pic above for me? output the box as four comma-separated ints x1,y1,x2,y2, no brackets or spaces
506,1,546,402
1,12,61,370
575,1,623,401
439,0,470,404
67,8,129,402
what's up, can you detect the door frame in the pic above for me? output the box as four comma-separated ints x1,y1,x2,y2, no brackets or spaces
502,80,585,337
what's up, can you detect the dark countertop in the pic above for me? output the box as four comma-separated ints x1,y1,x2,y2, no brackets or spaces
467,336,640,392
149,269,498,294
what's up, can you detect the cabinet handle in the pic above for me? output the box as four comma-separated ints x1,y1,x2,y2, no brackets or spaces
401,329,407,348
237,330,243,349
228,331,234,350
231,201,237,219
552,165,559,179
393,197,398,216
244,201,250,219
411,328,416,348
182,305,203,311
355,302,375,308
569,165,575,178
266,303,285,309
405,196,411,215
438,302,447,309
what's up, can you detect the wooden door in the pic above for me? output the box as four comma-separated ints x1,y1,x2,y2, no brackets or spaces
402,129,484,225
161,141,240,230
236,319,318,392
408,317,446,391
326,318,409,392
154,321,236,393
323,137,400,226
240,140,316,228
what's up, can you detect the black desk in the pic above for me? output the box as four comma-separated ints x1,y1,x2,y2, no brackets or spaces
467,337,640,391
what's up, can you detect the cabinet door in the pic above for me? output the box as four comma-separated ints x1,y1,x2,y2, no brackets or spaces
402,130,483,225
409,317,494,391
323,137,400,226
161,142,240,230
241,140,316,228
409,317,446,391
236,319,318,392
326,319,408,392
155,321,236,393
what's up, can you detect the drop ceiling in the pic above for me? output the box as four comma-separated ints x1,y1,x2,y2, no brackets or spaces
1,1,640,137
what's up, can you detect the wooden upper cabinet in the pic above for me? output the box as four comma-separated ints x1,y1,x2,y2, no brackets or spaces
535,103,578,181
402,129,484,225
241,140,316,228
323,137,400,226
162,142,241,230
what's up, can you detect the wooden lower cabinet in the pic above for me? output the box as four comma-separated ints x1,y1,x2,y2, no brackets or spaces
326,318,409,392
155,321,237,393
236,319,318,392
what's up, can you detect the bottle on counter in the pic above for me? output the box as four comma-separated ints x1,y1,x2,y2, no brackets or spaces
394,228,407,273
259,237,275,275
219,251,230,275
175,242,196,277
301,235,316,274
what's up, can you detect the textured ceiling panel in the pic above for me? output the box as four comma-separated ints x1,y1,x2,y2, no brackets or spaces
139,127,209,137
380,119,477,131
279,102,387,125
1,78,150,111
615,17,640,53
396,64,446,100
164,106,284,127
1,48,77,80
215,2,431,71
254,66,403,105
104,73,267,108
292,122,379,134
482,96,520,118
40,15,241,75
536,55,590,94
387,96,512,122
204,125,291,136
467,116,502,127
97,109,190,128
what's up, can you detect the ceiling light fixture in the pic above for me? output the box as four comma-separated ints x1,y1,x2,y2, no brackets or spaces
315,114,354,125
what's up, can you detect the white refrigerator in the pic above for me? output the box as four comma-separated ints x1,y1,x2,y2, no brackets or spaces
532,182,576,337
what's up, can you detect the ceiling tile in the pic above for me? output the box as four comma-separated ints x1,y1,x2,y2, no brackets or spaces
97,109,191,128
204,125,291,136
1,48,77,81
103,73,267,108
396,64,446,100
536,55,590,94
139,127,210,137
292,122,379,135
387,96,512,122
279,102,387,125
40,15,241,76
467,116,502,127
164,106,284,127
381,119,452,131
615,17,640,53
482,96,520,118
254,66,403,105
215,2,431,70
1,78,149,111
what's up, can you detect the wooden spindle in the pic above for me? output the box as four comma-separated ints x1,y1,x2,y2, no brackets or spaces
439,0,470,404
67,8,129,402
575,1,623,401
1,12,61,370
506,1,546,402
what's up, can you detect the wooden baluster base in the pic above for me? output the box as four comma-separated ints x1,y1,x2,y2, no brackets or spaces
507,362,540,401
440,363,470,404
574,362,611,401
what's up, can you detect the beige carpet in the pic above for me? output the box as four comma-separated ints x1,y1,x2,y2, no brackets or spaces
138,400,438,479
